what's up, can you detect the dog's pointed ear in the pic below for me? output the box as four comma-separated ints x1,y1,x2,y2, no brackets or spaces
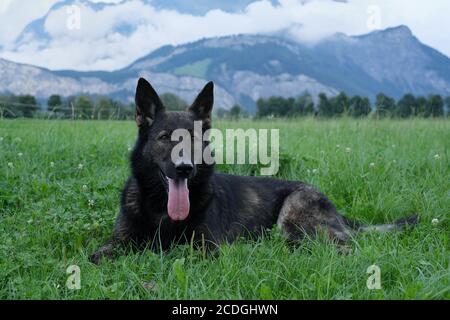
189,81,214,128
135,78,164,127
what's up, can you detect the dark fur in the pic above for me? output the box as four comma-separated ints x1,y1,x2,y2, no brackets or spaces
90,78,418,264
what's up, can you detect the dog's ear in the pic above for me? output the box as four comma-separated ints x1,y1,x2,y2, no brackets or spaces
135,78,164,126
189,81,214,128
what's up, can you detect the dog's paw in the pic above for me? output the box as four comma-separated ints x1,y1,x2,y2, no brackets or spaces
89,251,104,265
89,245,115,265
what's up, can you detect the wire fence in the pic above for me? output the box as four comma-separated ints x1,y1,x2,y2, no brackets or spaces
0,101,135,121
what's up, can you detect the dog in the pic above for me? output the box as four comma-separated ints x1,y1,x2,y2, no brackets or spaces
90,78,418,264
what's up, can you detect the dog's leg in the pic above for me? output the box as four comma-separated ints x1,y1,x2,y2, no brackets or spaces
89,238,120,265
90,178,148,265
89,211,136,265
277,184,352,246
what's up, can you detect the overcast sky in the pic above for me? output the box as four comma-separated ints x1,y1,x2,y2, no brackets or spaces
0,0,449,71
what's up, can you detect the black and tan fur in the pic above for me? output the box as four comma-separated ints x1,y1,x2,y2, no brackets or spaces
90,78,417,264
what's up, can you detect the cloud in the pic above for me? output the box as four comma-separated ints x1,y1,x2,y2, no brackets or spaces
0,0,58,44
1,0,450,71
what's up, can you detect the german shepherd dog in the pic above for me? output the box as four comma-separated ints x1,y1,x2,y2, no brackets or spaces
90,78,417,264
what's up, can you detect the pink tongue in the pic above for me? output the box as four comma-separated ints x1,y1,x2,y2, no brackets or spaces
167,178,190,221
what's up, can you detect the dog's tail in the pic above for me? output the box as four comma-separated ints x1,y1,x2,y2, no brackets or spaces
343,214,419,233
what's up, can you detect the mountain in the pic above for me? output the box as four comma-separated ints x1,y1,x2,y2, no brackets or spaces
2,26,450,113
0,58,237,109
313,26,450,98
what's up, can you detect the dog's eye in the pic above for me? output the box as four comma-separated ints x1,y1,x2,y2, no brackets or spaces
158,132,171,140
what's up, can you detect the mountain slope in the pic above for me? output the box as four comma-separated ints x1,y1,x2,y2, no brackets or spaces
0,58,237,109
120,26,450,108
313,26,450,97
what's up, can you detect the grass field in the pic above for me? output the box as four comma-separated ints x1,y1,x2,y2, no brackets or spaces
0,118,448,300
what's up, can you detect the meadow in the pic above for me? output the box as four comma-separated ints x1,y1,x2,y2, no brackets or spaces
0,118,448,300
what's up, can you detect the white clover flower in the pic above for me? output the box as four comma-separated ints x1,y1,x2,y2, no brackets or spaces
431,218,439,226
78,163,84,170
18,152,23,157
345,147,351,153
434,154,440,160
0,137,4,142
312,169,318,174
7,162,13,168
369,163,375,168
336,144,341,148
82,185,88,191
306,169,311,174
88,199,95,208
50,162,55,167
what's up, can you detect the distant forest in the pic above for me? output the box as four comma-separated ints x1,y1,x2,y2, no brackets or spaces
0,92,187,120
0,91,448,120
256,92,448,118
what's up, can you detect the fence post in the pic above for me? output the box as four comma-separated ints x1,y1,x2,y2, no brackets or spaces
71,102,75,120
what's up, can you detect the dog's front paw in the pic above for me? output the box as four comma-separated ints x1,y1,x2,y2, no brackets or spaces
89,251,104,265
89,244,115,265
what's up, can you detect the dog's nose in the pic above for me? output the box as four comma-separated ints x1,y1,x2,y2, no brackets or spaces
175,162,194,178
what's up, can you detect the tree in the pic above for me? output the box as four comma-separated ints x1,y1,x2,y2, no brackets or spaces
18,95,38,118
229,105,242,120
48,95,62,108
74,95,94,119
331,92,349,116
300,93,315,116
396,93,416,118
426,94,444,117
348,95,371,117
0,95,18,118
216,108,229,119
317,93,333,117
294,93,315,116
95,97,115,120
361,97,372,117
47,94,64,118
375,93,396,118
256,96,293,117
267,96,290,117
256,98,269,118
63,96,77,119
118,102,135,120
415,96,427,117
160,93,187,111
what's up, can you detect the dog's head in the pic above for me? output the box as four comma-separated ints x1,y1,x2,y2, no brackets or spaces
132,77,214,221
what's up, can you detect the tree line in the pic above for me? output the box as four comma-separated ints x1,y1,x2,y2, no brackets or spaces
0,93,188,120
256,92,449,118
0,91,448,120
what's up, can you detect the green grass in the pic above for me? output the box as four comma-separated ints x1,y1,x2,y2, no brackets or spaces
173,59,212,78
0,118,448,300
